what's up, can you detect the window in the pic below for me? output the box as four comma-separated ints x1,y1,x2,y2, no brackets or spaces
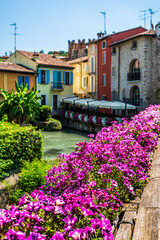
102,74,106,86
128,59,140,81
102,51,106,64
112,91,117,100
82,77,88,88
18,76,30,90
63,72,73,85
91,76,95,92
41,95,46,105
53,95,58,110
102,41,107,49
83,63,86,71
90,56,95,72
112,47,116,55
41,70,46,84
101,95,106,100
112,67,116,76
38,69,50,84
131,41,137,50
91,45,95,53
65,72,69,84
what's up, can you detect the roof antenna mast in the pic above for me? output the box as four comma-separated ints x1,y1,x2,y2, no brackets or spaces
148,8,158,29
100,11,106,35
10,23,17,52
139,9,148,28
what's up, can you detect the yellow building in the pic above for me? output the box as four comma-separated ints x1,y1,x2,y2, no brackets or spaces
68,56,96,98
0,62,37,101
7,51,74,109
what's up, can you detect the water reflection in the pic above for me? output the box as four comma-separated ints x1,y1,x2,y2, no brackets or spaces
42,128,89,160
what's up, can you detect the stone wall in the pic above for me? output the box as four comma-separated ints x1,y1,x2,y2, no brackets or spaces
63,118,103,134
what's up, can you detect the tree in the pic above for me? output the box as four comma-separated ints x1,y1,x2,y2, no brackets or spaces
39,50,44,53
0,81,41,124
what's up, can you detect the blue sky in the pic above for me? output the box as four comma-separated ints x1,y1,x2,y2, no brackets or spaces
0,0,160,56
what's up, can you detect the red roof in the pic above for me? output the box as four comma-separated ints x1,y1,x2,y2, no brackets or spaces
109,30,155,46
17,50,73,69
0,62,36,74
67,56,88,64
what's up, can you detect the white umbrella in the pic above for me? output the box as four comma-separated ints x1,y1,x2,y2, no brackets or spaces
74,98,95,106
63,97,80,104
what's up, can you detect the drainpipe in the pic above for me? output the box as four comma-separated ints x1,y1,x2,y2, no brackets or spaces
118,46,121,100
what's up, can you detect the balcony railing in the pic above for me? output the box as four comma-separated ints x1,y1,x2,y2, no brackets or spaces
51,82,63,90
127,71,141,81
123,97,143,106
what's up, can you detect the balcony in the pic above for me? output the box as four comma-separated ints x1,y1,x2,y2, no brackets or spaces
123,97,143,106
51,82,63,91
127,71,141,81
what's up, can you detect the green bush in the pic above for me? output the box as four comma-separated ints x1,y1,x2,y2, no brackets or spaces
9,159,51,204
37,105,52,121
45,118,62,131
0,122,43,179
36,118,62,131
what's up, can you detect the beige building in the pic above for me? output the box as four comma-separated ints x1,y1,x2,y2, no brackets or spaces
7,50,74,110
110,24,160,109
86,41,98,99
68,56,89,97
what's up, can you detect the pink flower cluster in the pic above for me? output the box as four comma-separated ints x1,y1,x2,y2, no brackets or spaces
1,105,160,239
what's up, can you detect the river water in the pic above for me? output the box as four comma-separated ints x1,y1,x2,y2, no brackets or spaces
42,128,89,160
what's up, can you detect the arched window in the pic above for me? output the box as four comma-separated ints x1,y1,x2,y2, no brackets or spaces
130,86,140,106
128,59,141,81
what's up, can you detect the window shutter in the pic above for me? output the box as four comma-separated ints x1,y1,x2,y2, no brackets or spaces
63,71,66,84
69,72,73,85
18,76,23,88
46,70,50,84
59,71,62,82
53,70,57,82
38,70,41,84
25,76,30,90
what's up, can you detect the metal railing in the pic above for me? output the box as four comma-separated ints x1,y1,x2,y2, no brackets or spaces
123,97,143,106
127,71,141,81
51,82,63,90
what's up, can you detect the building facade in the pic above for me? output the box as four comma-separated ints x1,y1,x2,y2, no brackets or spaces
95,27,147,101
110,24,160,109
7,51,74,109
0,62,37,101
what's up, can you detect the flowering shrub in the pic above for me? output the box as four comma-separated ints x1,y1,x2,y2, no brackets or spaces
75,113,79,120
97,117,102,125
1,105,160,239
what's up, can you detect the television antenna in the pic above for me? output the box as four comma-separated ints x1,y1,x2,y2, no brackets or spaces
148,8,159,28
100,11,106,35
10,23,21,52
139,10,149,28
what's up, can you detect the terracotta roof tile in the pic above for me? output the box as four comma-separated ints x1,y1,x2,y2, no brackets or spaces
67,56,88,64
17,50,73,69
0,62,36,73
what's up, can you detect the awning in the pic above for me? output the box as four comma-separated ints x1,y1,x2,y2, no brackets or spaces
77,89,86,94
63,97,80,104
74,98,95,106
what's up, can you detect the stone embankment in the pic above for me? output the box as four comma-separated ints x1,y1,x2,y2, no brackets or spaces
0,169,19,209
113,142,160,240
